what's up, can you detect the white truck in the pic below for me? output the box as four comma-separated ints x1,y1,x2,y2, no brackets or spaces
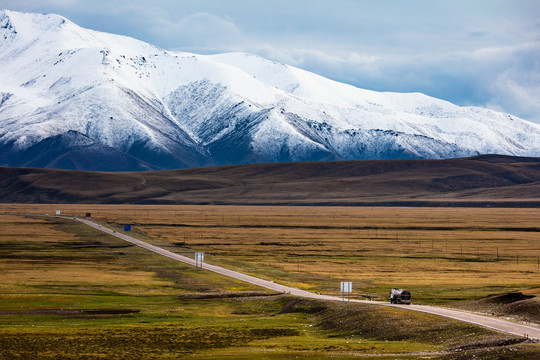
390,288,411,304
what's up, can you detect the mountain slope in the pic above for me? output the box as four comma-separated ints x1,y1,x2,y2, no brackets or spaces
0,10,539,171
0,156,539,205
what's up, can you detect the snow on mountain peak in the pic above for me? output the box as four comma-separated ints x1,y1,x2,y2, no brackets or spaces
1,10,70,42
0,9,539,171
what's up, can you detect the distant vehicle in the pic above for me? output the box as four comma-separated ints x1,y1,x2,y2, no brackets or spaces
390,288,411,304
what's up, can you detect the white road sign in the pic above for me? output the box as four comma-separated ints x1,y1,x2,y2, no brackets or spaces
340,281,352,293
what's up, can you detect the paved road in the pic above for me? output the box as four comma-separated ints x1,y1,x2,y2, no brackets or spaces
75,217,540,340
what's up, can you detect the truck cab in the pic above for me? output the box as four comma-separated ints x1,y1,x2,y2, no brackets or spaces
390,288,411,304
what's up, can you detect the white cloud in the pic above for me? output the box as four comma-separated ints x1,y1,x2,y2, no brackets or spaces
149,12,243,51
243,40,540,123
486,56,540,123
488,74,540,121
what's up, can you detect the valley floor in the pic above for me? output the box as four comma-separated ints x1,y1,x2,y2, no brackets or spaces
0,205,539,358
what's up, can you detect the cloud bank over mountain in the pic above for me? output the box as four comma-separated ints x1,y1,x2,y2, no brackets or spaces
4,0,540,124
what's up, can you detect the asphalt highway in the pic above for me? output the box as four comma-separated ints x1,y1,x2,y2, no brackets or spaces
75,217,540,341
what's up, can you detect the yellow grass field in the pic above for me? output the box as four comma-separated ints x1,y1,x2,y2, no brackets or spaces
2,204,538,303
1,206,539,359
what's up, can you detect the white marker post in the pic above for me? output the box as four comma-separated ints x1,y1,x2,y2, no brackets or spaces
195,252,204,269
340,281,352,302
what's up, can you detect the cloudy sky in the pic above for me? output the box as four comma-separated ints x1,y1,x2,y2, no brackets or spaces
3,0,540,123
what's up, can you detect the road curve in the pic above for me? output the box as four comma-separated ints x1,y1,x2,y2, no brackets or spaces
75,217,540,340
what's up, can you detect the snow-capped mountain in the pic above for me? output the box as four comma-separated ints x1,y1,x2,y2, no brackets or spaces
1,10,539,171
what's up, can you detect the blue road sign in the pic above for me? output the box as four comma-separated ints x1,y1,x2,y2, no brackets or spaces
124,224,131,232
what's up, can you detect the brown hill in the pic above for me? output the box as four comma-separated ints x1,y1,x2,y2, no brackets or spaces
0,155,539,206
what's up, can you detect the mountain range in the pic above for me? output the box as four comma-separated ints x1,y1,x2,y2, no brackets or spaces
1,10,539,171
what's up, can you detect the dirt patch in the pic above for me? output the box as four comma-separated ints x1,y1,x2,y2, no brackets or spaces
488,292,535,304
450,337,528,351
454,292,540,325
443,340,540,360
258,241,306,246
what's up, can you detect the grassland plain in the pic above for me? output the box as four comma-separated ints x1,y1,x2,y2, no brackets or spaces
0,206,539,358
7,204,538,303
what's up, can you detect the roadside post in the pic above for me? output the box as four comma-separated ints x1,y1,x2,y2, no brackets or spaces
340,281,352,302
195,252,204,269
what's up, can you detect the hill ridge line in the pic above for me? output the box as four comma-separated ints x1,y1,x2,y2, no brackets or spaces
0,156,539,205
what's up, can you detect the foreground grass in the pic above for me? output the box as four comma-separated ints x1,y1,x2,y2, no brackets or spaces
0,211,538,359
